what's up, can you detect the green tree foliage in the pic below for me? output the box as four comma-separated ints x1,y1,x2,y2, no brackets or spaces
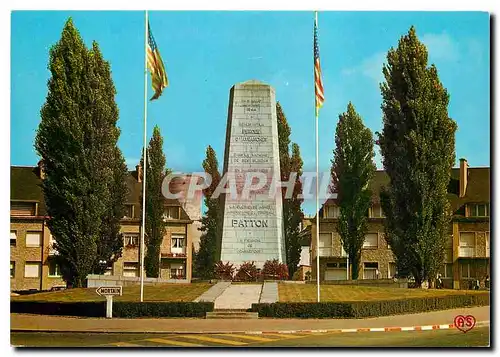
194,146,222,279
276,102,304,278
95,146,128,274
377,26,457,286
141,125,169,278
35,18,127,287
331,102,376,280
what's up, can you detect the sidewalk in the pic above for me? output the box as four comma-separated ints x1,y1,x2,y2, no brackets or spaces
10,306,489,334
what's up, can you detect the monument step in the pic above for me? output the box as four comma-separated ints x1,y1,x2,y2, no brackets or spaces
205,311,259,319
214,309,249,313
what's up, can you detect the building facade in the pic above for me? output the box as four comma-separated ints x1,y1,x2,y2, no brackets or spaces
10,163,194,292
311,159,490,289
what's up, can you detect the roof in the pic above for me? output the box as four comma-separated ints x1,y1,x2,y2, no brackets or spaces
11,166,192,221
10,166,47,216
319,166,490,218
448,167,490,214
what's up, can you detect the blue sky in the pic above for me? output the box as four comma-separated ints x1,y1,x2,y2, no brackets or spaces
11,11,490,214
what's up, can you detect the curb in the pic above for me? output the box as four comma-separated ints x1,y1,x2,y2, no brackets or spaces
11,320,489,335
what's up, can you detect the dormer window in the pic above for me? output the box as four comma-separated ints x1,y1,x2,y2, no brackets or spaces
123,204,134,219
468,203,489,217
323,205,339,218
11,201,37,216
163,206,180,220
369,205,385,218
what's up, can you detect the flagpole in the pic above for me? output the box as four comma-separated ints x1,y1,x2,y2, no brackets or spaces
140,9,149,303
315,10,321,303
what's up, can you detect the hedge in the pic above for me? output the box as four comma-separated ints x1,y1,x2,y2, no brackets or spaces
11,301,214,318
250,293,490,318
113,302,213,318
10,301,105,317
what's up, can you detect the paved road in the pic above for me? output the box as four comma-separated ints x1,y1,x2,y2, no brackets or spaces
11,326,490,347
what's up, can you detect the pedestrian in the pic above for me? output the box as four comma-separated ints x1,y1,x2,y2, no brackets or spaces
437,273,442,289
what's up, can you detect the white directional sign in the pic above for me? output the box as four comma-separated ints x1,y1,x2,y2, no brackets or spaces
96,286,122,319
96,286,122,296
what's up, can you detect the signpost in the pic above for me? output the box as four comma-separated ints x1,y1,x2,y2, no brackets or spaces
96,286,122,318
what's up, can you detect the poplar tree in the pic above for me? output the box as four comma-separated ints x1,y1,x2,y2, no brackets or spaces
35,18,127,287
194,146,222,278
331,102,376,280
377,26,457,286
277,102,303,277
142,125,169,278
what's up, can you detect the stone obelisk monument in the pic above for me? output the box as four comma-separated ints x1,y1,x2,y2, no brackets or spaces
219,80,286,268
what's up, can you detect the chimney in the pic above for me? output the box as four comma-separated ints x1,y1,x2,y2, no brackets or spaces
136,164,143,183
37,160,45,180
459,158,468,198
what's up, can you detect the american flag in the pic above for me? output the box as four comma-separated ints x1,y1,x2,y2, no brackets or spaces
314,15,324,114
147,22,168,101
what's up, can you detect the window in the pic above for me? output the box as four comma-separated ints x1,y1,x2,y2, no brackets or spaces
24,262,40,278
123,204,134,219
11,201,36,216
171,235,186,254
324,205,339,218
163,206,180,220
363,262,379,279
440,263,452,278
468,204,489,217
461,262,471,278
48,259,61,277
389,262,397,278
318,233,332,256
171,236,185,249
123,234,139,247
10,262,15,278
123,262,138,277
26,232,41,247
363,233,378,249
369,206,385,218
459,232,475,257
170,263,184,279
459,233,475,246
10,231,17,246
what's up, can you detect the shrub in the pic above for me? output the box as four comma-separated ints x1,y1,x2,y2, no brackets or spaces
234,261,259,282
251,293,490,318
113,302,213,318
214,261,235,280
10,300,214,318
262,259,289,280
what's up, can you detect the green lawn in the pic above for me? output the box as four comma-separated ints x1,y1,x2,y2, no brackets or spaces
11,283,211,302
279,283,487,302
